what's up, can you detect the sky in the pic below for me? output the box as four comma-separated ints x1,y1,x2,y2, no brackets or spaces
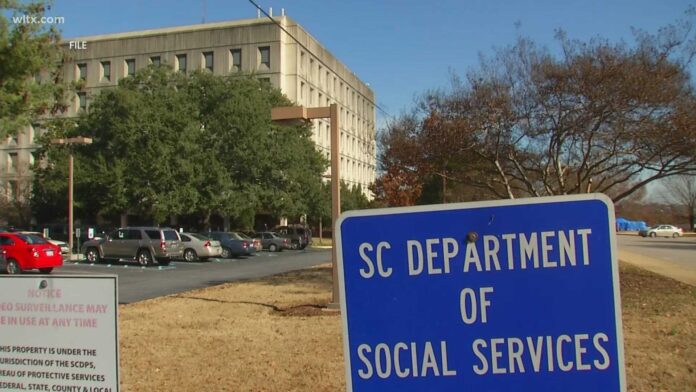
46,0,694,127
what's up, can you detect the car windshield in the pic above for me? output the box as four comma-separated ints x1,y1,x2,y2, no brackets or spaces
17,233,48,244
189,233,210,241
237,233,252,240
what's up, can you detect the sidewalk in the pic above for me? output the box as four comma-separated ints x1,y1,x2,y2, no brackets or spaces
618,249,696,286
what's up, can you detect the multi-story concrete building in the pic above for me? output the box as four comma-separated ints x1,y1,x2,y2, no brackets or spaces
1,14,377,203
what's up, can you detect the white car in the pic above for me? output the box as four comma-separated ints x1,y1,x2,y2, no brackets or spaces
18,231,70,255
639,225,683,238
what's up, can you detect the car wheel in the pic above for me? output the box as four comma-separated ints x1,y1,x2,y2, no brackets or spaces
5,260,21,274
649,232,656,238
184,248,198,262
39,268,53,274
290,242,299,250
85,248,100,263
137,249,153,266
672,232,679,238
269,244,278,252
221,247,231,259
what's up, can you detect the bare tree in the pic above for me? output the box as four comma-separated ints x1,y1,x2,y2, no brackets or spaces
375,10,696,205
663,176,696,230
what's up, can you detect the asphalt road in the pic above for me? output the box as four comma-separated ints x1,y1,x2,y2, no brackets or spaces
617,234,696,272
28,236,692,304
52,248,331,304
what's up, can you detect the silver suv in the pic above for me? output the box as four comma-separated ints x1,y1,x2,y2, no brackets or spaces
82,227,184,266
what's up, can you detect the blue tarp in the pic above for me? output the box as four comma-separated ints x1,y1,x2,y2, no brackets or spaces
616,217,648,231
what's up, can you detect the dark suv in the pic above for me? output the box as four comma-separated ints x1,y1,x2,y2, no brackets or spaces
82,227,184,266
274,225,312,250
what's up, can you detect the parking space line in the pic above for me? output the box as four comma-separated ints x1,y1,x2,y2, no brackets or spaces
64,262,176,270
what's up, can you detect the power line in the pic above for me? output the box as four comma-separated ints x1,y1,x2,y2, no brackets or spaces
247,0,392,121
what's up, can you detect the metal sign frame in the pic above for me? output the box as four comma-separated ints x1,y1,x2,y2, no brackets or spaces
336,194,625,391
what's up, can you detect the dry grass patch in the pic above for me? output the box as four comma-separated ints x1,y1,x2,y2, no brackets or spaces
620,263,696,391
118,262,696,391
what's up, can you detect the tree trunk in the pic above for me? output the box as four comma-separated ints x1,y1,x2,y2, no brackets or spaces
319,218,323,245
203,211,211,231
120,213,128,227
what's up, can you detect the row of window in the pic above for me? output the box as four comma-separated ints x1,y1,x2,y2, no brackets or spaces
310,108,373,149
298,82,374,144
315,123,375,160
299,50,373,117
74,46,272,83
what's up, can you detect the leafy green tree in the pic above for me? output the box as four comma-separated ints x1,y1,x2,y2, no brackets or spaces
33,66,203,225
32,67,328,228
0,0,68,137
185,71,326,227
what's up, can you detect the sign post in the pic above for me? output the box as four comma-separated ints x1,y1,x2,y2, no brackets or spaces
0,275,119,391
336,194,625,391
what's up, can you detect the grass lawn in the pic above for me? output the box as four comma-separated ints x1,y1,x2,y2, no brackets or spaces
118,262,696,391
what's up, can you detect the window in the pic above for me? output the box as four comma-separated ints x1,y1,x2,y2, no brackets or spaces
77,63,87,81
8,180,19,200
125,59,135,76
176,54,187,73
77,92,87,112
127,230,143,240
100,61,111,82
230,49,241,72
163,230,179,241
309,87,314,105
150,56,161,66
300,82,305,100
8,153,18,173
309,58,314,80
258,46,270,68
203,51,214,72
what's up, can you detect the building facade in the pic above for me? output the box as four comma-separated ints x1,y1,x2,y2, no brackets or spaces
0,15,376,202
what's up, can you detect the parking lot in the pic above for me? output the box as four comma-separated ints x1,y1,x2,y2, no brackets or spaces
53,248,331,304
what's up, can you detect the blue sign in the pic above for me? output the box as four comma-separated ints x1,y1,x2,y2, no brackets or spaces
336,194,625,392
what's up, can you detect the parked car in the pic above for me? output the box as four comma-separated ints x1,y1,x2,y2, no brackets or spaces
206,232,256,258
179,232,222,262
18,231,69,255
0,249,6,272
254,232,289,252
237,232,262,252
0,232,63,274
274,225,312,249
639,225,683,238
82,227,184,266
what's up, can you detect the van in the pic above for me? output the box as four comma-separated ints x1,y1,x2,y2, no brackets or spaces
274,225,312,250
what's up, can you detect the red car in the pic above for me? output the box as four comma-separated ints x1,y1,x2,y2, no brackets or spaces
0,232,63,274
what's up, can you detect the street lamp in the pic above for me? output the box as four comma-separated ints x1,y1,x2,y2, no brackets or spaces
271,104,340,307
51,136,93,260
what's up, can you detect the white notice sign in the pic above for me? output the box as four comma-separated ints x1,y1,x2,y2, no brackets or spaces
0,275,119,391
